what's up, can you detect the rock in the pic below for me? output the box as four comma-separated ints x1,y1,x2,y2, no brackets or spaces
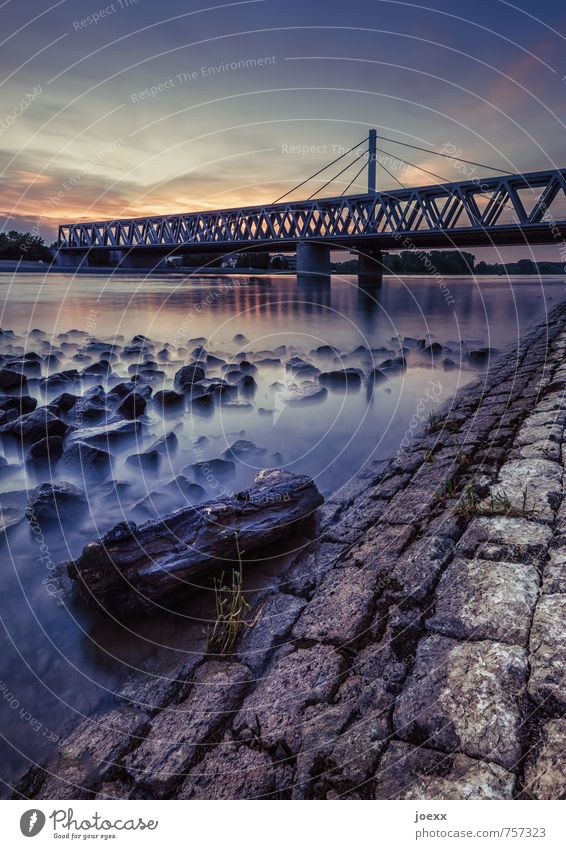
233,333,248,343
125,449,161,474
237,374,257,396
147,432,178,455
457,516,552,563
0,395,36,415
468,348,497,365
153,389,184,410
174,364,205,392
367,368,388,384
117,391,147,419
528,594,566,708
58,441,113,482
164,475,205,501
233,645,343,751
428,557,539,646
68,469,324,612
183,458,236,482
0,408,68,445
394,635,528,770
27,482,87,523
178,738,276,800
443,358,457,370
319,369,362,390
238,593,306,674
35,707,150,799
51,392,77,413
222,440,266,461
124,662,249,795
523,719,566,799
74,385,108,422
292,565,376,645
483,459,562,523
374,742,515,800
39,369,80,391
68,418,141,448
311,345,340,357
279,382,327,405
0,368,28,391
25,436,64,466
423,342,443,356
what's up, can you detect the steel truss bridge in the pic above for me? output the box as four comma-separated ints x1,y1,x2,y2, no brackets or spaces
56,131,566,278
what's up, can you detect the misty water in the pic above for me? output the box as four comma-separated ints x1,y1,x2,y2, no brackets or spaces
0,270,565,793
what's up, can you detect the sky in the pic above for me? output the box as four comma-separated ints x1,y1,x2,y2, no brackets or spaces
0,0,565,259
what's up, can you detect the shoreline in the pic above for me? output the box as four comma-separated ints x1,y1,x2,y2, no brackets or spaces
14,303,566,801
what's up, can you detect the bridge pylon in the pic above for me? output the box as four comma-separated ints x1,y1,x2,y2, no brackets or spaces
368,129,377,194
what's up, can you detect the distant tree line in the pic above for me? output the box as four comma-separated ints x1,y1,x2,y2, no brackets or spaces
333,250,565,275
0,230,53,262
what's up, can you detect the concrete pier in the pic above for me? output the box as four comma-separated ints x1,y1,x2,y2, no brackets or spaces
296,242,331,282
357,248,383,285
54,250,88,269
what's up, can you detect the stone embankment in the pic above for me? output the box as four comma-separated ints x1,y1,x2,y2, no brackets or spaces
18,306,566,800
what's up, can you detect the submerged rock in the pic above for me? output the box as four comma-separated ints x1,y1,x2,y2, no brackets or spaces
0,408,68,445
27,482,87,523
68,469,324,612
58,441,113,482
319,369,363,390
174,364,206,392
279,382,327,405
183,458,236,481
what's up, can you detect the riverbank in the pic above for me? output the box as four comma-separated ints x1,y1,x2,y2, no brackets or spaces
14,303,566,801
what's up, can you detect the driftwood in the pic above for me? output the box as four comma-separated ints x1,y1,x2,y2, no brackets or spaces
68,468,323,613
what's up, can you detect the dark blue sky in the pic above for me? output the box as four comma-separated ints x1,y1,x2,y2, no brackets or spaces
0,0,564,257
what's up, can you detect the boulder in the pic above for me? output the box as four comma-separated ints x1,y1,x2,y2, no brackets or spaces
174,364,206,392
0,395,37,415
68,469,324,612
183,458,236,481
68,419,141,449
125,449,161,474
223,440,266,461
153,389,184,410
0,408,68,445
27,482,87,523
319,369,363,390
0,368,28,391
117,391,147,419
58,441,113,482
25,436,64,465
279,382,327,405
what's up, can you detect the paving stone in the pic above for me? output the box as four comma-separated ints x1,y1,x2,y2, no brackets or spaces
457,516,552,563
428,558,539,646
523,719,566,799
292,565,376,645
37,707,149,799
388,534,454,602
528,594,566,708
542,547,566,594
374,741,515,800
346,522,414,577
393,635,528,769
124,661,249,795
514,424,563,447
233,645,344,752
238,593,306,674
483,459,562,522
280,541,345,597
177,735,277,799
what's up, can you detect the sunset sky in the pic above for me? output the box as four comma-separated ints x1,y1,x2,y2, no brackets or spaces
0,0,565,258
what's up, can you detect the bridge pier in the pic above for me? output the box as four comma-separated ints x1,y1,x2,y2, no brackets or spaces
55,250,88,269
357,249,383,285
116,251,168,270
296,242,331,282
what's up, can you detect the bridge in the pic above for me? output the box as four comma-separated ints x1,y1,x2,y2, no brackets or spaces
56,130,566,282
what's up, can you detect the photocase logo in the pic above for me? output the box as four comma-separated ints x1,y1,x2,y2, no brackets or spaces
20,810,46,837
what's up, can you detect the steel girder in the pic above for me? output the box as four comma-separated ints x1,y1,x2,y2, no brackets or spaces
58,168,566,250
